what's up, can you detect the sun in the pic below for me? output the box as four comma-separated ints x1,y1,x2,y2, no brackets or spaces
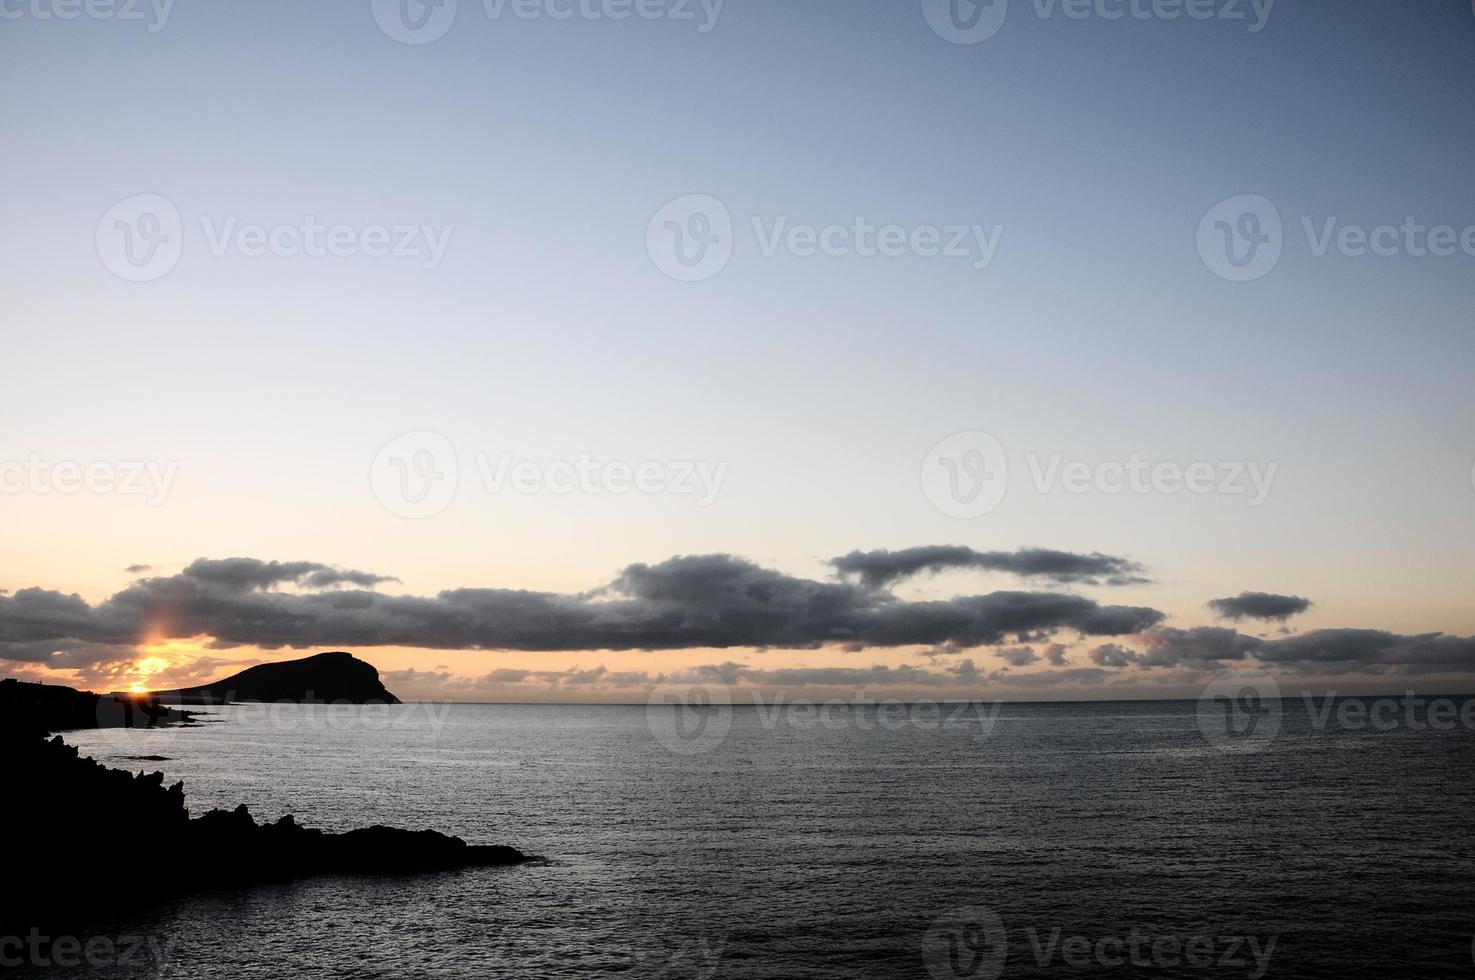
127,655,174,694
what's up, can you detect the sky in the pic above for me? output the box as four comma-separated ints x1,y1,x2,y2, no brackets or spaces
1,0,1473,702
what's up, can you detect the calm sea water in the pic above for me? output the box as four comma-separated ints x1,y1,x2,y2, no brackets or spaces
43,698,1475,978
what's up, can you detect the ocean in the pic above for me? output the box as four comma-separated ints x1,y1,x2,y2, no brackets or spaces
39,697,1475,978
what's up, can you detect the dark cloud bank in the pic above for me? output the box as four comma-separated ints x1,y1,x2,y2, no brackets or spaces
1208,591,1313,621
0,553,1161,666
2,550,1472,687
830,546,1150,589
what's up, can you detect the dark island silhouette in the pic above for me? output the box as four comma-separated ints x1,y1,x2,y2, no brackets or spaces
146,650,402,704
0,657,526,945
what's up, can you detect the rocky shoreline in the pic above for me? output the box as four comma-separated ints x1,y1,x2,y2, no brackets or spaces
0,676,527,943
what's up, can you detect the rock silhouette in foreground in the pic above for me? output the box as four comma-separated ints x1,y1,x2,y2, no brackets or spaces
0,678,524,941
148,650,403,704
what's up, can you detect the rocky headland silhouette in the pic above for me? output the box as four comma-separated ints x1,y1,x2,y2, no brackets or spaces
0,657,525,943
147,650,402,704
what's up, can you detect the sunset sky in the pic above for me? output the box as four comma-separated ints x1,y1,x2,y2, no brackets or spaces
2,0,1473,701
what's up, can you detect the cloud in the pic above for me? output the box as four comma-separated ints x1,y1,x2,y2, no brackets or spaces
829,546,1150,590
986,667,1114,687
125,564,152,575
1135,627,1263,669
1088,643,1139,668
382,667,454,687
1208,591,1312,622
0,552,1167,667
1257,629,1475,675
1127,627,1475,677
996,646,1039,667
8,552,1474,686
178,558,398,593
